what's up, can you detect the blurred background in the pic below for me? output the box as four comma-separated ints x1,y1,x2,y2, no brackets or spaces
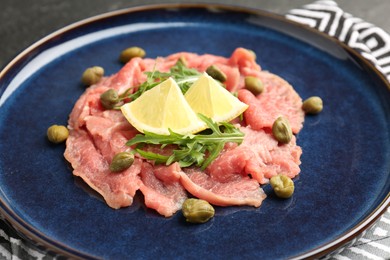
1,0,389,69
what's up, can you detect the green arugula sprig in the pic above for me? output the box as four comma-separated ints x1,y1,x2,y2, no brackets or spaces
118,58,201,104
126,114,244,170
167,58,202,93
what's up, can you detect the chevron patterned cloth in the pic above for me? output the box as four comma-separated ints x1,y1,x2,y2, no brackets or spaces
286,0,390,83
0,1,389,259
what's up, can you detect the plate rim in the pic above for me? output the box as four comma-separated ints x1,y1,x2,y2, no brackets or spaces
0,3,389,259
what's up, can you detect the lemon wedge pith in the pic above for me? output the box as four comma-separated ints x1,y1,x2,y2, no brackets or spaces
184,73,248,122
121,78,206,135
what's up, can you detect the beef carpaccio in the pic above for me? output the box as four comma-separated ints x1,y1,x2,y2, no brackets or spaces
64,48,304,217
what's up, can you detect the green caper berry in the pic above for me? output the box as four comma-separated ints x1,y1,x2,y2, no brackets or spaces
182,198,215,224
244,76,264,95
272,116,292,144
270,174,295,198
100,89,119,109
119,46,146,63
206,65,227,82
109,152,134,172
81,66,104,86
302,96,323,114
47,125,69,144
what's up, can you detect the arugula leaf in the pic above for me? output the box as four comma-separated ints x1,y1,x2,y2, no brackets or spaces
169,59,202,93
135,149,170,164
127,114,244,169
119,58,201,103
128,129,190,146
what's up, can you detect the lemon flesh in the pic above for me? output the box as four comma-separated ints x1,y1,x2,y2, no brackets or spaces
121,78,206,135
184,73,248,122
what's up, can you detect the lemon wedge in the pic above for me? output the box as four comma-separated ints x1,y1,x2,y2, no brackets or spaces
121,77,206,135
184,73,248,122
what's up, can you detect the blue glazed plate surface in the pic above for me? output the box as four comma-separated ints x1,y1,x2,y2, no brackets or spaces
0,4,389,259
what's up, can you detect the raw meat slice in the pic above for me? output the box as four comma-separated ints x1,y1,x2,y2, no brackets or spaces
228,47,260,72
68,81,110,129
238,71,305,133
65,61,147,209
139,162,187,217
179,169,266,207
207,127,302,184
84,113,139,161
111,57,154,93
64,129,143,209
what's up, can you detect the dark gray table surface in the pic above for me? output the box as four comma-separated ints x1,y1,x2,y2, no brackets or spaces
0,1,389,259
1,0,390,69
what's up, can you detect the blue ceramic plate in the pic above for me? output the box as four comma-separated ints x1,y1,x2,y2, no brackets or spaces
0,4,389,259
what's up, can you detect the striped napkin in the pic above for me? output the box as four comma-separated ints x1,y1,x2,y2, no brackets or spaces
0,1,388,259
286,1,390,259
286,0,390,82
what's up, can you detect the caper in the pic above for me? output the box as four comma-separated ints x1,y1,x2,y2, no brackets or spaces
100,89,119,109
109,152,135,172
302,96,323,114
245,76,264,95
272,116,293,144
119,46,146,63
47,125,69,144
270,174,295,198
206,65,227,82
81,66,104,86
182,198,215,224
